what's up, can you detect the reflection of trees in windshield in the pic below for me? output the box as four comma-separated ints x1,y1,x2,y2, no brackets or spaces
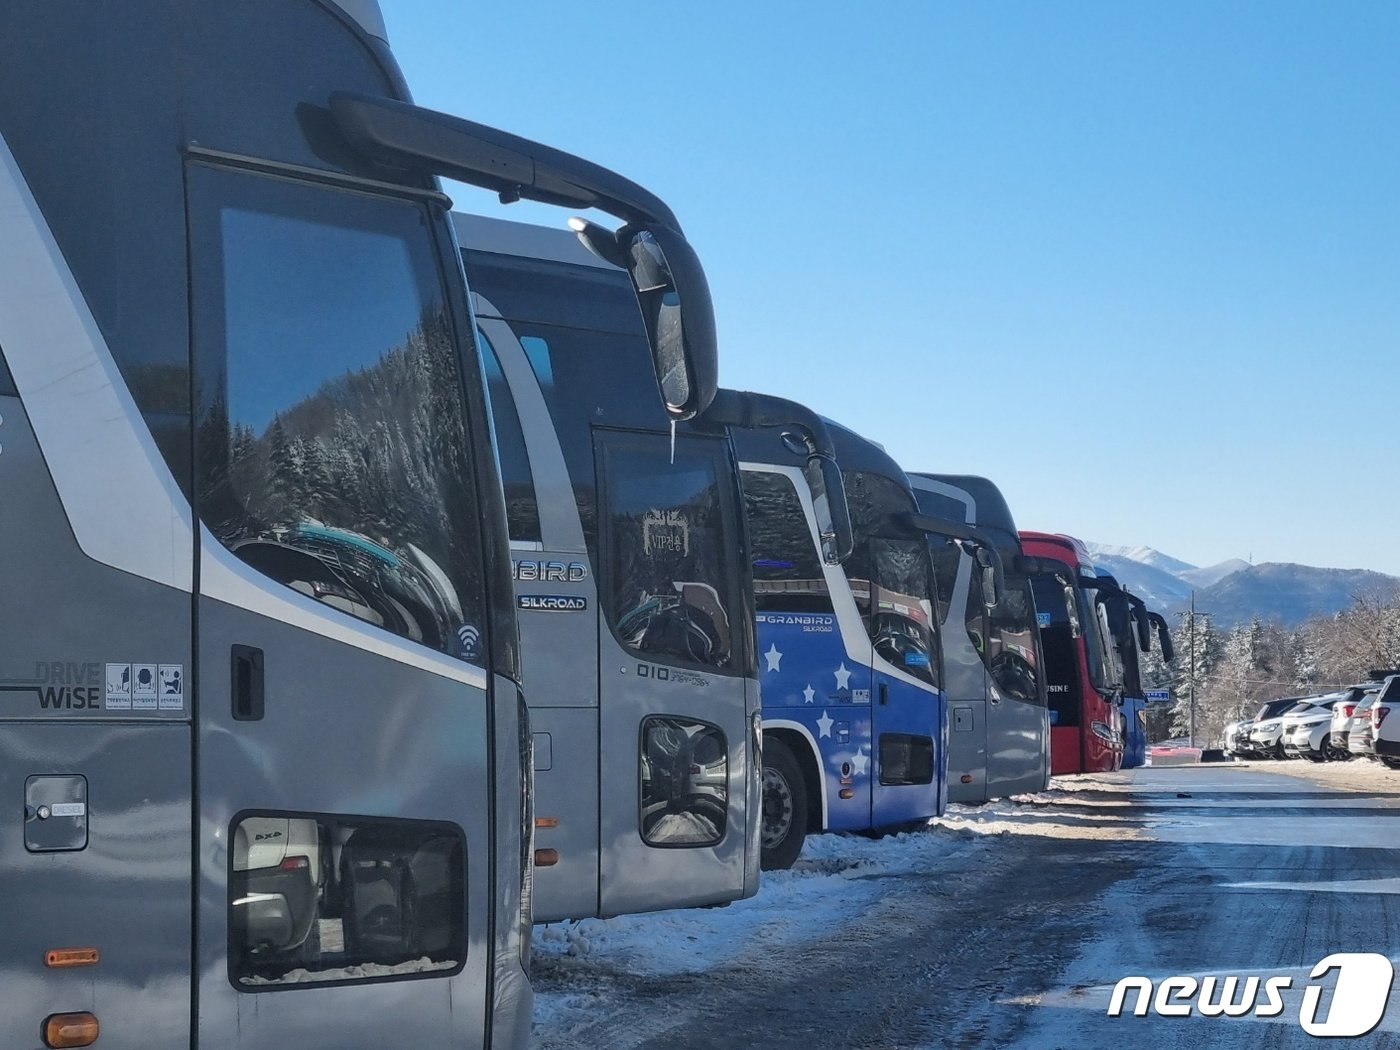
201,308,481,658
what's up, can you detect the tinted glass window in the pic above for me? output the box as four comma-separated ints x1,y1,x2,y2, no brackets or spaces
878,733,934,785
230,813,464,988
742,470,833,614
849,537,939,686
987,576,1042,703
640,717,728,847
927,536,961,625
0,343,14,397
1081,587,1112,691
1382,679,1400,703
478,330,541,543
1031,571,1079,727
601,434,737,671
1095,590,1143,695
191,167,485,661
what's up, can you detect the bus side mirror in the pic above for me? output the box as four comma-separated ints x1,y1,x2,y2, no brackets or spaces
572,219,717,421
803,454,855,566
1133,604,1153,652
1150,612,1175,662
1062,582,1081,639
975,547,1003,609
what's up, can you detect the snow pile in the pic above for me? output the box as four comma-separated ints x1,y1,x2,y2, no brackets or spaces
241,956,457,985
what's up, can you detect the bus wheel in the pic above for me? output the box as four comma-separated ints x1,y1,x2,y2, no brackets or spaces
761,739,807,871
1382,757,1400,770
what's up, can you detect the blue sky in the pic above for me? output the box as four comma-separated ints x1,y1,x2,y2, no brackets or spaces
385,2,1400,575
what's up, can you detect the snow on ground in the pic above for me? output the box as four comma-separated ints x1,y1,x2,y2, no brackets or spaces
1237,754,1400,793
531,781,1131,1035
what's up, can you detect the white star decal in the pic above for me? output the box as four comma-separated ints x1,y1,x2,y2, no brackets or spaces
764,643,783,673
802,683,815,704
816,710,834,738
850,748,869,777
834,663,852,690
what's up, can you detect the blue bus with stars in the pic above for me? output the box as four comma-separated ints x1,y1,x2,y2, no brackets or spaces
734,420,949,869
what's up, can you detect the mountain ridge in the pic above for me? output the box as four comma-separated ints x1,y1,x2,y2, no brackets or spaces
1084,543,1400,628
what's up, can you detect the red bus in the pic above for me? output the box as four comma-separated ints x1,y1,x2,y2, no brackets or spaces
1019,532,1124,774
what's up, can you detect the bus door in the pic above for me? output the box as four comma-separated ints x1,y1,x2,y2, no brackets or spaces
595,429,752,915
922,504,991,805
981,571,1050,795
860,537,944,827
189,168,492,1044
476,310,601,922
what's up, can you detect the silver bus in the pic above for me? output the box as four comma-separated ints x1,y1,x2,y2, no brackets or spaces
0,3,716,1046
456,215,849,920
910,474,1052,803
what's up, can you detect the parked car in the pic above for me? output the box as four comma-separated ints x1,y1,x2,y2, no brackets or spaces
1328,684,1376,754
1248,696,1319,759
1372,676,1400,770
1222,719,1249,758
1348,687,1382,759
1281,692,1351,762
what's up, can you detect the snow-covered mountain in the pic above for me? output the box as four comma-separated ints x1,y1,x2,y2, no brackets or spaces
1086,544,1196,578
1084,544,1400,628
1178,558,1251,589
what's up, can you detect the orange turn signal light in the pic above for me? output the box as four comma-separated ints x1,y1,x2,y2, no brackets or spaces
534,816,559,829
43,1012,99,1048
534,848,560,867
45,948,99,969
839,788,855,800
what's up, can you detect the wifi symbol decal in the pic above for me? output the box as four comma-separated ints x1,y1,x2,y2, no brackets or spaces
457,623,482,658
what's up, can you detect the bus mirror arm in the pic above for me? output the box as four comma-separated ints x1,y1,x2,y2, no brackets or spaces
901,514,1005,607
331,93,681,228
704,390,854,565
332,93,718,421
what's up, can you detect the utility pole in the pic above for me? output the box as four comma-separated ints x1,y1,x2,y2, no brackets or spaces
1188,590,1197,748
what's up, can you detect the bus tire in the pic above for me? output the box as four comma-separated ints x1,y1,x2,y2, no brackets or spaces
760,739,808,871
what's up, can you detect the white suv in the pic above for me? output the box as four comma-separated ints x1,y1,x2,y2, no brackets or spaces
1345,687,1382,759
1250,696,1317,759
1373,676,1400,770
1328,684,1374,754
1281,693,1350,762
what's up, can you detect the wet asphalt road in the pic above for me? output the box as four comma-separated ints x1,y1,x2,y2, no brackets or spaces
532,764,1400,1049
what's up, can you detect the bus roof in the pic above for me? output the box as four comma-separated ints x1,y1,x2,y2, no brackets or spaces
731,414,909,488
1020,531,1095,572
910,473,1019,555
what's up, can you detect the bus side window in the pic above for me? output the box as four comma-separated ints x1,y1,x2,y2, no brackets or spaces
599,434,737,671
478,330,542,544
742,469,834,615
190,165,487,662
229,812,465,988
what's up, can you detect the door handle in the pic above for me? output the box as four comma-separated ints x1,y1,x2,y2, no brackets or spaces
878,682,888,706
231,645,265,722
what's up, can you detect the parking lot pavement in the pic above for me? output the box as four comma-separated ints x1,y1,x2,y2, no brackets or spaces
530,763,1400,1049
